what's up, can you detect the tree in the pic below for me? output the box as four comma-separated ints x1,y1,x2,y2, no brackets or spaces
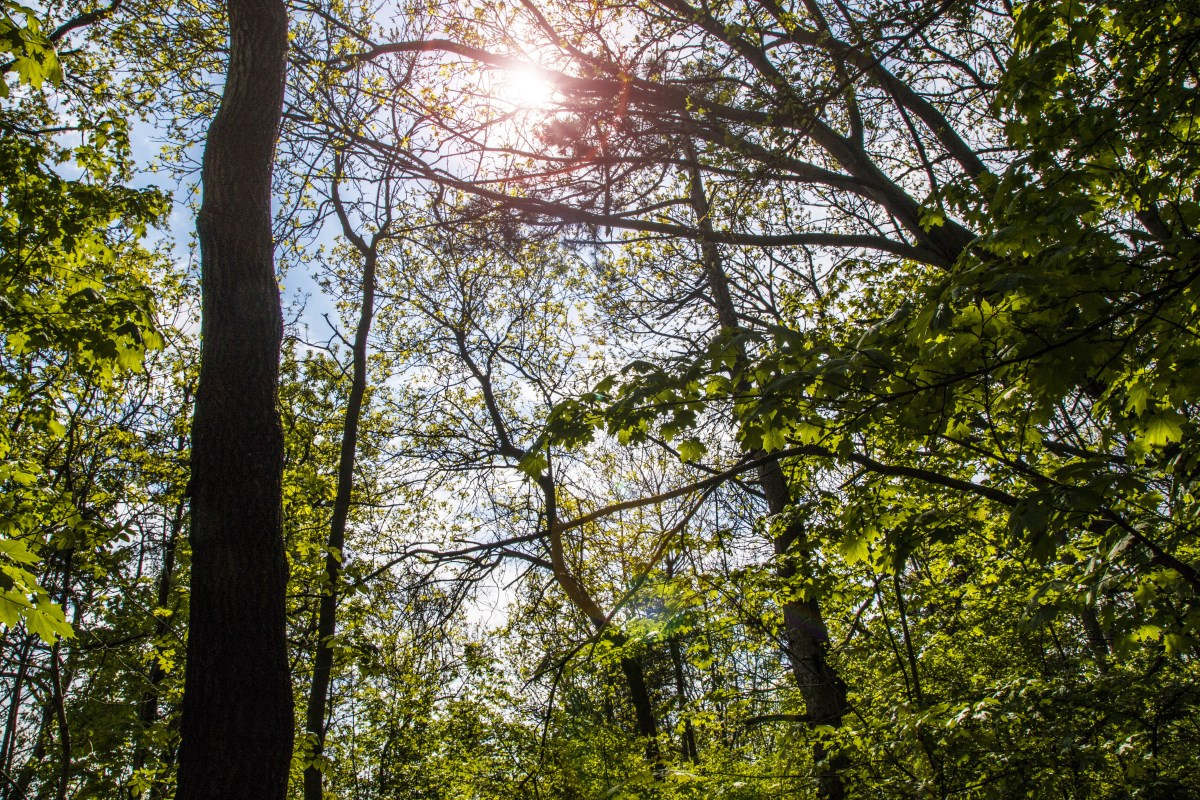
174,0,294,796
370,223,671,762
299,159,399,800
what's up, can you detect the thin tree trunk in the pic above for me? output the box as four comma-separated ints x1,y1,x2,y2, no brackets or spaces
618,654,660,761
0,635,34,786
893,571,924,706
453,332,664,766
665,555,698,763
538,473,662,764
686,142,849,799
668,637,698,763
303,191,380,800
9,696,52,800
47,644,69,800
1081,604,1110,672
760,461,849,800
39,551,75,800
130,496,183,797
175,0,293,796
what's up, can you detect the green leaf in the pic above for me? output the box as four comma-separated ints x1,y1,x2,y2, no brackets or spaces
22,599,73,643
1138,413,1183,447
0,539,39,565
840,533,873,565
677,437,706,463
517,452,548,477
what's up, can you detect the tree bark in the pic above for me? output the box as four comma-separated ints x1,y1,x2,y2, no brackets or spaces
175,0,293,797
759,462,848,800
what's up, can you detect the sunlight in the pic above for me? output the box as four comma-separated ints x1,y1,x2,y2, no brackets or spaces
495,65,555,109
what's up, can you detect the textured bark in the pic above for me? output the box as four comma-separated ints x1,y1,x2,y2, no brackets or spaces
760,461,850,729
175,0,293,797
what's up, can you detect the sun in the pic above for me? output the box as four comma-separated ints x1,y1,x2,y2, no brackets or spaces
495,65,556,110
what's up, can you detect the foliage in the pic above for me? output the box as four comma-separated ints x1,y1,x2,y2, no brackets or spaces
1,0,168,644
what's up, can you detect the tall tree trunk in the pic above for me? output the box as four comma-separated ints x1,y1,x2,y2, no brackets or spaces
44,551,74,800
303,191,380,800
760,462,849,800
686,142,849,799
175,0,293,796
665,556,698,763
48,643,70,800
